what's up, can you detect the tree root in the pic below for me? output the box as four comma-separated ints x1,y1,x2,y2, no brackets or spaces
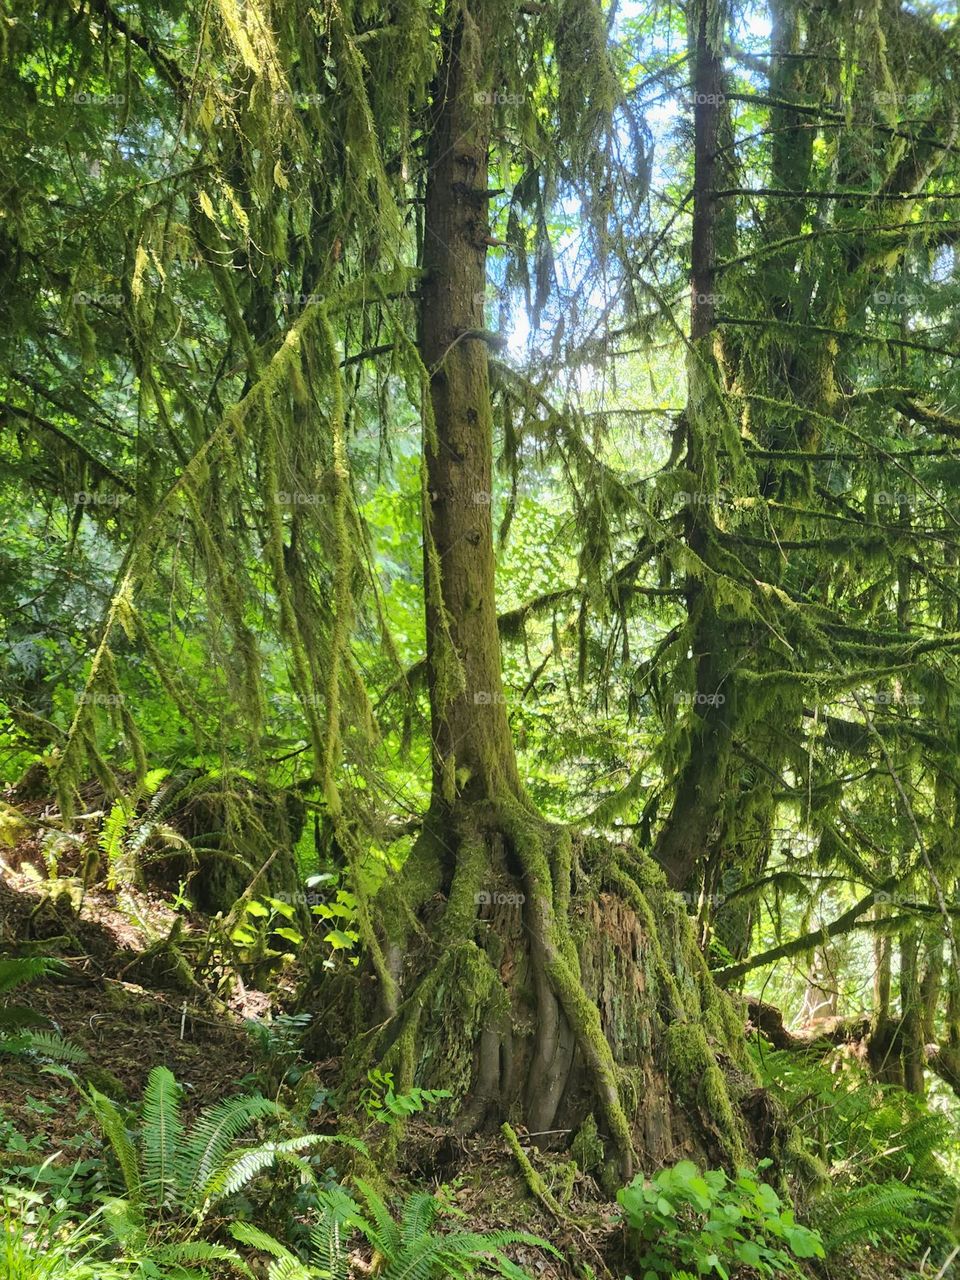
501,1122,566,1219
327,799,758,1181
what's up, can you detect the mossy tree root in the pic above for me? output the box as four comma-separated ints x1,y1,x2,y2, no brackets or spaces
324,800,759,1180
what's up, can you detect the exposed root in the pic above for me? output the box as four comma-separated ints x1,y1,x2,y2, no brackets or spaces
501,1122,566,1219
324,796,759,1181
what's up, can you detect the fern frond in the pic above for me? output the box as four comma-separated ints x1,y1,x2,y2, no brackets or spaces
382,1234,468,1280
400,1192,438,1247
230,1221,299,1262
86,1086,142,1207
99,799,133,885
817,1182,949,1252
384,1229,554,1280
310,1188,362,1280
267,1257,316,1280
141,1065,185,1207
183,1093,280,1203
0,1005,51,1029
0,955,63,993
354,1177,402,1257
155,1239,251,1275
102,1195,147,1250
0,1029,89,1063
199,1134,322,1205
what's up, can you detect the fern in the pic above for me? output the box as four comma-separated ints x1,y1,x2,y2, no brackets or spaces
307,1185,359,1280
184,1093,280,1199
234,1184,555,1280
98,770,180,887
153,1239,252,1276
401,1192,441,1248
355,1177,403,1257
86,1088,142,1204
0,1029,89,1063
99,799,133,888
816,1183,951,1253
87,1063,350,1257
0,1005,50,1029
230,1221,300,1261
0,957,86,1062
753,1043,960,1257
141,1065,185,1208
0,955,63,994
202,1134,325,1203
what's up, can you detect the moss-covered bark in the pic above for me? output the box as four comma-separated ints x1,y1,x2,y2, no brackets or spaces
309,0,773,1186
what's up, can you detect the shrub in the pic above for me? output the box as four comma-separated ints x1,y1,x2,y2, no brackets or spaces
617,1159,824,1279
0,1185,128,1280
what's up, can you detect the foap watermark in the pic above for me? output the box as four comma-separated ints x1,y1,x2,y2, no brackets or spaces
273,91,324,107
80,691,125,707
683,92,726,108
863,689,924,707
677,491,734,509
678,890,726,909
873,890,923,906
473,90,524,107
273,889,328,907
72,92,126,106
73,290,123,307
873,91,927,110
275,690,325,709
474,690,507,705
692,292,723,307
277,491,320,507
871,290,917,308
74,491,131,507
278,292,323,308
472,490,493,505
673,691,726,707
474,889,525,906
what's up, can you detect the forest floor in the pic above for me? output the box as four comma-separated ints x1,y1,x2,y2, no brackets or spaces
0,829,583,1280
0,823,916,1280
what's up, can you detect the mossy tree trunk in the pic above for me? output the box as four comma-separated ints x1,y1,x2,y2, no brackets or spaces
651,0,735,893
315,0,773,1185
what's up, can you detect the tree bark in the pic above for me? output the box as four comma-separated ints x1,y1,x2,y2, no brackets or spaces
652,0,733,891
419,2,521,806
311,0,767,1185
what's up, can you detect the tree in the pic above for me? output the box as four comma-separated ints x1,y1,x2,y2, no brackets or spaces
4,0,960,1185
326,0,761,1181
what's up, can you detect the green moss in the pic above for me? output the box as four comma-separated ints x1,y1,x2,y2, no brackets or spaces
82,1066,127,1098
439,825,488,943
376,825,445,948
666,1021,746,1166
785,1132,830,1194
570,1112,604,1174
501,1122,564,1218
395,942,504,1107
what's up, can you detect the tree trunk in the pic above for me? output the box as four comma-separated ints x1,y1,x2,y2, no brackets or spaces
418,4,520,808
652,0,733,891
311,0,769,1185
